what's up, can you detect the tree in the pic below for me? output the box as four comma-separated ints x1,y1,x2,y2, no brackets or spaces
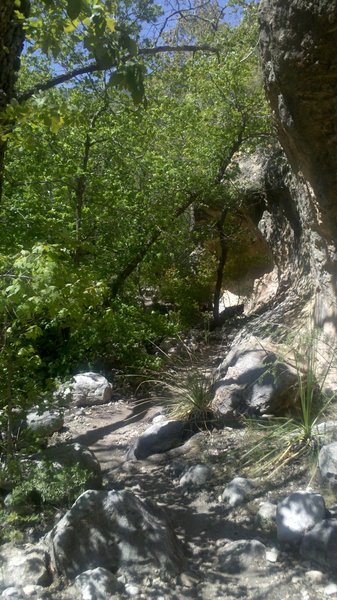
0,0,270,458
0,0,222,203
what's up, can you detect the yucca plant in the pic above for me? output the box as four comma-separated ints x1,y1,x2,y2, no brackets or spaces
159,371,214,424
241,327,336,477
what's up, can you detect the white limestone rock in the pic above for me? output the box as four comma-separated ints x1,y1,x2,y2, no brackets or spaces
75,567,120,600
276,491,326,544
46,489,185,581
57,372,113,407
179,464,212,488
222,476,253,507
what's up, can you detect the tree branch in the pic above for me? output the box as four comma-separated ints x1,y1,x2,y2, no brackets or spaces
17,44,218,103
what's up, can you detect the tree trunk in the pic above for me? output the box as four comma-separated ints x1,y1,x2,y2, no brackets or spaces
0,0,29,202
212,209,228,322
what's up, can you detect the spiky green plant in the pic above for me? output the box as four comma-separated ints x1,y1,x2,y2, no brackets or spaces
242,327,336,477
160,371,214,423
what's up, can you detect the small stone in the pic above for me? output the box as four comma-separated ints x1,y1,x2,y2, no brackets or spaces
125,583,140,596
1,589,20,599
179,572,198,587
305,570,324,583
22,585,44,597
324,583,337,596
218,539,267,573
266,547,278,563
75,567,119,600
179,464,212,488
258,501,277,525
222,476,253,507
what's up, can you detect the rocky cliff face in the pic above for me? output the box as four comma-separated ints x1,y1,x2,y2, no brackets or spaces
259,0,337,336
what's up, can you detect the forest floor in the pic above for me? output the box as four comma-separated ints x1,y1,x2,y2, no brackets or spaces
48,330,337,600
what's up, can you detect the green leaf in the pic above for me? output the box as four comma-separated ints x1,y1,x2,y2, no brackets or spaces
66,0,82,20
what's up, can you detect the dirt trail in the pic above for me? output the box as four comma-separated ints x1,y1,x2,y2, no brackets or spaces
50,338,335,600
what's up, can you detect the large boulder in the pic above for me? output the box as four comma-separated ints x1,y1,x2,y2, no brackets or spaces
126,419,186,460
300,519,337,569
56,372,113,407
46,489,185,581
212,341,298,417
276,491,326,544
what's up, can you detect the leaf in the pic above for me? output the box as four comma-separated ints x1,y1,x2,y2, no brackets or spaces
66,0,83,21
64,19,80,33
50,115,65,135
106,17,116,33
109,70,126,88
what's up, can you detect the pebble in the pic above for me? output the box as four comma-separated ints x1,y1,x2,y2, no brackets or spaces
266,547,279,563
125,583,140,596
1,589,20,599
179,572,198,587
22,585,44,596
305,570,324,583
324,583,337,596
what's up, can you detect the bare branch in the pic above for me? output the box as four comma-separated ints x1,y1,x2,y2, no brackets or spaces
17,44,218,103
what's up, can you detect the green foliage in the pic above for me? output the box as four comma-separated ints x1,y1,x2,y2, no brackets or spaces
0,2,272,465
7,461,89,508
0,460,89,542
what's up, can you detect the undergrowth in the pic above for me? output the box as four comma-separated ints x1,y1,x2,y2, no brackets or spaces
0,461,89,543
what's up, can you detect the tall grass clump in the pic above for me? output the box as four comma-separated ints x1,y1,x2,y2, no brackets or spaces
159,371,214,425
242,326,336,477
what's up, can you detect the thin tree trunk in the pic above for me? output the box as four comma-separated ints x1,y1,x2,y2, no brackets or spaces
74,134,91,265
213,209,228,322
0,0,29,203
73,105,108,265
109,195,197,299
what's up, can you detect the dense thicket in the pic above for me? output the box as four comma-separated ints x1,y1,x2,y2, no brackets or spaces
0,0,270,455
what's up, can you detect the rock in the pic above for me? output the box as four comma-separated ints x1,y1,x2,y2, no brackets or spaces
300,519,337,569
305,570,325,584
313,422,337,445
222,476,253,507
217,540,267,573
36,443,102,488
75,567,120,600
324,583,337,596
0,543,51,589
46,489,185,580
1,589,21,599
212,341,298,417
318,443,337,486
125,583,140,596
179,464,212,488
56,372,113,407
25,410,63,437
276,491,326,544
257,501,277,528
126,420,186,460
265,547,278,563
